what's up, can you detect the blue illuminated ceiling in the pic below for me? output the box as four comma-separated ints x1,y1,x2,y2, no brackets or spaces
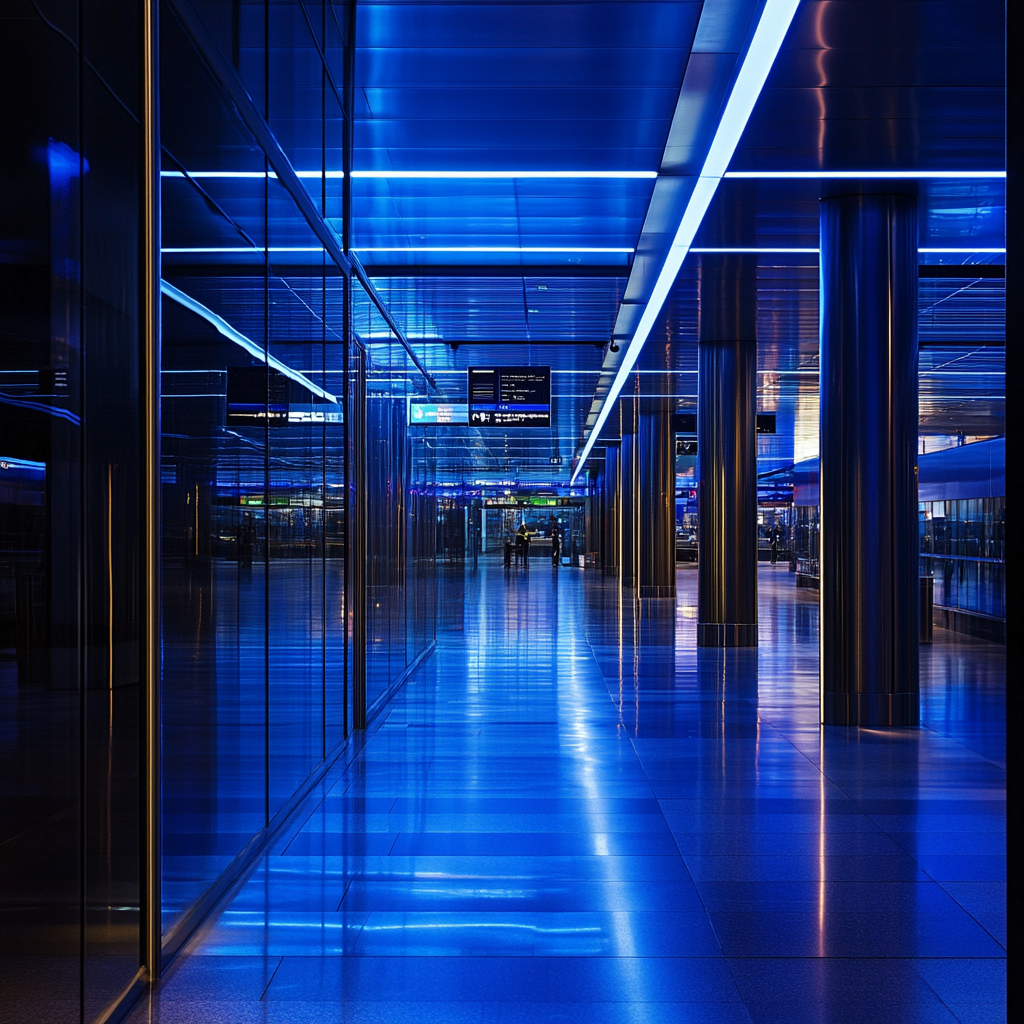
159,0,1005,487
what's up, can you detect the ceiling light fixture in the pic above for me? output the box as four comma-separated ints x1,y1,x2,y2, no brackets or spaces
571,0,803,484
161,169,658,180
353,246,634,253
724,170,1006,179
162,246,324,253
351,170,658,179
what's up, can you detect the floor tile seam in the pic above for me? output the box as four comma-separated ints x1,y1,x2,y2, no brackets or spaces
257,956,285,1002
927,880,1008,952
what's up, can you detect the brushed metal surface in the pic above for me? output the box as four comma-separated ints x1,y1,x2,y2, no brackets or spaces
819,189,919,726
602,445,620,575
638,401,676,599
619,431,637,589
697,255,758,646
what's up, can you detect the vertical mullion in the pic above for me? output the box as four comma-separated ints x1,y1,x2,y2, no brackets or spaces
263,0,271,828
142,0,162,979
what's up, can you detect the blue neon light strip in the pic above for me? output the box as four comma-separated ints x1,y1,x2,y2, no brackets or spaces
725,170,1006,179
693,247,1007,255
160,281,339,404
161,170,658,180
571,0,803,484
163,246,635,255
354,246,634,254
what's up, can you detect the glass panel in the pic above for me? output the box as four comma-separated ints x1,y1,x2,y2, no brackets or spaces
920,497,1005,619
159,0,272,933
267,210,328,814
1,0,144,1015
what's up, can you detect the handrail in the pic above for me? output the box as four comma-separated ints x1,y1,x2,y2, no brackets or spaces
920,553,1005,565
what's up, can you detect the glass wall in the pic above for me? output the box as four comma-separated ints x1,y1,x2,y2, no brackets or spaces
2,0,436,1011
158,0,435,957
1,0,145,1018
158,0,351,943
920,497,1005,619
354,282,437,717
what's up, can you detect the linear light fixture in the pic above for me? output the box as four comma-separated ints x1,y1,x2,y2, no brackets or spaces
161,170,657,180
162,170,343,179
160,280,339,403
353,246,634,254
352,170,658,179
571,0,802,484
725,170,1006,179
162,246,324,253
919,247,1006,254
691,247,819,253
162,245,633,254
695,247,1007,254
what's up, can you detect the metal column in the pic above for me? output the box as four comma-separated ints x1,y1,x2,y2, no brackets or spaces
602,445,620,575
638,400,676,599
142,0,162,980
619,421,638,589
819,188,919,726
697,255,758,647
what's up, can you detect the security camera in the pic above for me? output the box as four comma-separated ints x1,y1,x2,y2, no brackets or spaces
609,340,620,353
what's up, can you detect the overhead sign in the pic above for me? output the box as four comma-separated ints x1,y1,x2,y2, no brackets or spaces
468,366,550,427
408,400,469,425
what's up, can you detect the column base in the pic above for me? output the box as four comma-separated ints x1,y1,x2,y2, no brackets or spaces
697,622,758,647
639,585,676,599
822,691,919,726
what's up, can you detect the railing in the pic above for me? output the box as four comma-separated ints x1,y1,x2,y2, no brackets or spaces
920,554,1005,619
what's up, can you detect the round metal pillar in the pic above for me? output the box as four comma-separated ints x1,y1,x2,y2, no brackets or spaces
602,445,620,575
638,400,676,599
697,255,758,647
819,188,919,726
619,428,637,589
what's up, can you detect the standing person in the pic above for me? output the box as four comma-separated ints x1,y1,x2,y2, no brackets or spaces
551,524,561,567
515,523,527,566
770,524,780,564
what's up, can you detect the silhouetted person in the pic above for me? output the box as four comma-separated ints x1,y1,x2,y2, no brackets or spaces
238,513,255,567
515,524,527,566
551,526,561,566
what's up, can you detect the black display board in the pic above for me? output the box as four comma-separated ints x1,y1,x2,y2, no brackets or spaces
468,366,551,427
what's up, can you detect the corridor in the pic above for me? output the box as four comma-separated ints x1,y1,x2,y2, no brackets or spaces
128,563,1005,1024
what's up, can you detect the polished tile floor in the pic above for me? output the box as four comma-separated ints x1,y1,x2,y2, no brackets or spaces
130,561,1006,1024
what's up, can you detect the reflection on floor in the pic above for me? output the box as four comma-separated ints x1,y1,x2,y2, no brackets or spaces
130,561,1006,1024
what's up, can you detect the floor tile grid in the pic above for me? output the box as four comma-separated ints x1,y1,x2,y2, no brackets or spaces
126,562,1005,1024
583,567,1004,1023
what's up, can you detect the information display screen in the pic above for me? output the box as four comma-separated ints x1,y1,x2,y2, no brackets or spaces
468,366,550,427
408,401,469,425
